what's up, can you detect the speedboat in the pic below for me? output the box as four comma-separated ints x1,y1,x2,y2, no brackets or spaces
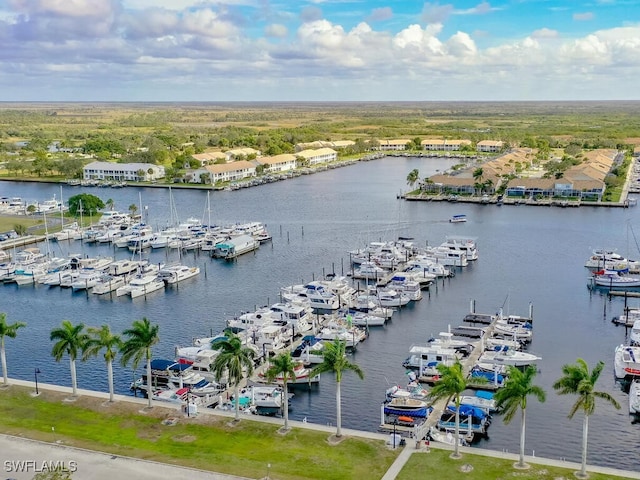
449,214,467,223
614,344,640,380
479,345,541,367
384,392,431,418
630,380,640,414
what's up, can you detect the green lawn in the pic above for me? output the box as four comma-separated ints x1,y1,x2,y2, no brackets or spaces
398,448,635,480
0,387,397,480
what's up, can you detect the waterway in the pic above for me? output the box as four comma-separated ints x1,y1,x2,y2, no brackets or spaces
0,158,639,472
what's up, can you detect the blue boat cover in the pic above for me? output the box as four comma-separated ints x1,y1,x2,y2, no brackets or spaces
475,390,494,400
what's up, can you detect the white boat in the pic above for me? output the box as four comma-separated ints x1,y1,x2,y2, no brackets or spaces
51,222,83,241
370,288,411,308
428,426,470,447
107,259,142,276
92,274,127,295
386,275,422,301
158,264,200,284
614,344,640,379
281,281,341,311
212,234,259,260
70,270,105,291
340,310,386,327
449,214,467,223
291,336,328,364
459,390,498,413
423,246,468,267
404,259,452,278
116,272,165,298
631,319,640,346
479,345,541,366
402,344,462,372
585,249,640,272
257,361,320,385
440,236,478,261
268,302,314,334
592,269,640,288
630,380,640,414
351,261,388,280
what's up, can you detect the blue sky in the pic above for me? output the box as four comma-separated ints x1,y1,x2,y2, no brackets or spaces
1,0,640,101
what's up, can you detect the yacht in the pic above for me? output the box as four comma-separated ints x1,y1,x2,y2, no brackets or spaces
116,272,165,298
92,274,127,295
614,344,640,380
440,236,478,261
158,264,200,285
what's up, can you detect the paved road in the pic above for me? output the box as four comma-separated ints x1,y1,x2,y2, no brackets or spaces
0,434,250,480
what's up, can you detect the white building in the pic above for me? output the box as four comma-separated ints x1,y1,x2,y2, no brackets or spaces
377,139,412,151
295,148,338,165
83,161,165,181
188,161,257,184
477,140,505,153
421,139,472,151
256,154,297,173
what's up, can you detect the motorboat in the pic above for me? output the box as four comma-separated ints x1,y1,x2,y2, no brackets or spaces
459,390,498,413
631,319,640,346
351,261,388,281
585,249,640,272
427,332,474,357
384,392,431,418
440,236,478,261
116,272,164,298
339,309,386,327
386,275,423,301
428,426,470,446
292,336,325,364
592,269,640,288
479,345,541,367
402,344,462,371
422,246,468,267
449,214,467,223
70,270,106,291
630,380,640,414
614,344,640,380
107,259,142,276
158,264,200,285
257,361,320,385
212,234,259,260
268,302,314,334
92,274,127,295
438,405,489,435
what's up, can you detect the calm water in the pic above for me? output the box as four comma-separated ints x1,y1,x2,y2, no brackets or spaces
1,158,639,472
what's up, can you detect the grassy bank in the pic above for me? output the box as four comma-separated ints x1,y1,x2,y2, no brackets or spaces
397,451,634,480
0,386,396,480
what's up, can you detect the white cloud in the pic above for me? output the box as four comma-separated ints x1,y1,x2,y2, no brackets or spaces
265,23,288,38
367,7,393,23
574,12,595,21
1,2,640,100
531,28,559,39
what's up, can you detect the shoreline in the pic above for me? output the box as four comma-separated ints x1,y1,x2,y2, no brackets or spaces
2,378,638,480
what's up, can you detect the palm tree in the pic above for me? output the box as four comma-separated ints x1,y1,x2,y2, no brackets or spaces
406,169,420,189
265,352,296,431
493,365,546,468
82,325,122,403
428,360,481,459
310,339,364,438
211,330,255,421
553,358,621,478
50,320,89,396
0,313,26,386
120,318,160,408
